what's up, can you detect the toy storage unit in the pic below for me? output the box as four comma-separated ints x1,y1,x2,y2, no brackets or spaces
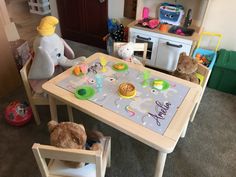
189,32,222,122
193,32,222,70
208,49,236,95
28,0,51,15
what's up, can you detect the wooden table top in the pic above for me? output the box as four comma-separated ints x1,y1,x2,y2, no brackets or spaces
43,53,202,153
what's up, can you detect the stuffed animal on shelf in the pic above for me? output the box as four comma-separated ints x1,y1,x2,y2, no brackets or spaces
28,16,86,93
48,120,104,168
117,42,143,65
174,52,199,84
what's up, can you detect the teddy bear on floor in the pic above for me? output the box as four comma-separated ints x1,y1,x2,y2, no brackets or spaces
48,120,104,168
117,42,143,65
28,16,86,94
174,52,199,84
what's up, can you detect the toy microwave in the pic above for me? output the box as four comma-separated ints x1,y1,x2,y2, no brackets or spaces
159,3,184,26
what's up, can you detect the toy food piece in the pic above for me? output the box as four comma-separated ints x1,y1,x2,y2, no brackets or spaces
113,63,125,70
153,80,164,90
152,79,170,91
73,66,81,76
118,83,135,97
195,53,201,59
77,88,86,96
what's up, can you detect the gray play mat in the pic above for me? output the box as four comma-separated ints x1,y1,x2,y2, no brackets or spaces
57,60,189,135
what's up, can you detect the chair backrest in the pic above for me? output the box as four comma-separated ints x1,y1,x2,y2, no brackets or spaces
32,137,111,177
20,57,50,125
20,58,34,101
113,42,148,65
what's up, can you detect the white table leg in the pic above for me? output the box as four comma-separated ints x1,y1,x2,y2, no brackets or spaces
154,151,167,177
181,120,189,138
49,96,58,122
190,102,199,122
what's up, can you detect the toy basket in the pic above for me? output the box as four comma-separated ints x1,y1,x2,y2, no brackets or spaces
193,32,222,70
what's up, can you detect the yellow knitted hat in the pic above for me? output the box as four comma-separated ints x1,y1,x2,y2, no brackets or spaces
37,16,59,36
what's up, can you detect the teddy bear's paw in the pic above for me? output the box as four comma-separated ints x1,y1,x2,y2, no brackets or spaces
63,161,85,168
90,143,103,151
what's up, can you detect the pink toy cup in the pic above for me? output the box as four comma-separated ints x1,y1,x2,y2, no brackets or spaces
142,7,149,19
80,63,88,75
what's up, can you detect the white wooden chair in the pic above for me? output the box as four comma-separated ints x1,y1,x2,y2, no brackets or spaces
20,58,74,125
113,42,148,65
32,137,111,177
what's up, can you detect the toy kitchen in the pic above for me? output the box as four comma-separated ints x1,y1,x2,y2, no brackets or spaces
128,0,210,71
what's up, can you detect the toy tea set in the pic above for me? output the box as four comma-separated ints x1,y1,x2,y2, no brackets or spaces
71,57,172,100
57,56,190,135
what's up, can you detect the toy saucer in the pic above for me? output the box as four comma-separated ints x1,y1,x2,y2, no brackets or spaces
75,86,95,100
152,79,170,91
118,90,136,99
112,62,128,72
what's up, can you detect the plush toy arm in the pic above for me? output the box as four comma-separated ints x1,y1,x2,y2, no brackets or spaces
58,56,87,68
28,47,55,79
62,39,75,59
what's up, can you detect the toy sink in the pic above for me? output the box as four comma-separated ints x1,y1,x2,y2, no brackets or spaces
168,26,195,36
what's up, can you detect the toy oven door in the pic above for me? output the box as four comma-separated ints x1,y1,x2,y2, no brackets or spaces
131,32,158,67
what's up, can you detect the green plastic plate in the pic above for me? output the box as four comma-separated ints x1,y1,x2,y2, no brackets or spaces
74,86,95,100
112,62,128,72
152,80,170,91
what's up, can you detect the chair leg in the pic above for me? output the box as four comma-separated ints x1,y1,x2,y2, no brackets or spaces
107,138,111,167
67,105,74,122
30,104,41,125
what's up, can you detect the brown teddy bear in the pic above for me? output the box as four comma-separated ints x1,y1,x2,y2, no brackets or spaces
48,120,104,168
174,52,199,84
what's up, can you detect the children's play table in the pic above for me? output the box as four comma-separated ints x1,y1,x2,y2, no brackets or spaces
42,53,202,177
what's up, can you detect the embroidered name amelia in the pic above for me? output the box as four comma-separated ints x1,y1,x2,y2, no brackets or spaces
148,100,171,126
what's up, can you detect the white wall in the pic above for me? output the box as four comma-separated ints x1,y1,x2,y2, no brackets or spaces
108,0,124,19
203,0,236,51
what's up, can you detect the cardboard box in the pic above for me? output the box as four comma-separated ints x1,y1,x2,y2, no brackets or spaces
10,39,31,71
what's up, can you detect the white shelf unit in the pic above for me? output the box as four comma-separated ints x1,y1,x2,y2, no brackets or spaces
28,0,51,15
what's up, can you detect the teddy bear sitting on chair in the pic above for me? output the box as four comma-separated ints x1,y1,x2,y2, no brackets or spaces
48,120,104,168
174,52,199,84
28,16,86,94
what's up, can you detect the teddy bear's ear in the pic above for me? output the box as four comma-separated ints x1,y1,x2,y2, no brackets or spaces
192,58,198,65
78,124,85,132
178,53,184,64
180,52,187,58
48,120,58,133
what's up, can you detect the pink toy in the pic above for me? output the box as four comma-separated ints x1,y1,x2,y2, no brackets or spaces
142,7,149,19
148,19,160,29
80,63,88,75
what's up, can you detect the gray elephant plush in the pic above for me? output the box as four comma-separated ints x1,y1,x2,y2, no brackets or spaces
28,16,86,80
